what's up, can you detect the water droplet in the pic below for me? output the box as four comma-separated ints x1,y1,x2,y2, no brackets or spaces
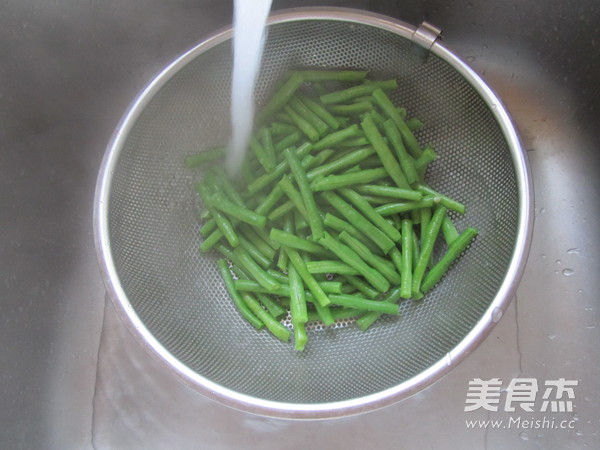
585,324,596,330
553,270,559,274
539,207,546,214
466,55,476,62
445,353,452,366
567,248,580,254
580,289,585,294
555,259,561,264
548,334,557,340
519,431,530,441
540,253,546,258
491,307,503,323
562,268,575,276
573,413,580,421
575,430,584,436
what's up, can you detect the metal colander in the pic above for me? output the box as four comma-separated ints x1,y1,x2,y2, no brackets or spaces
94,8,533,419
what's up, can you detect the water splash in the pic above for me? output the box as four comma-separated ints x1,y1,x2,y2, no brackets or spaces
562,268,575,277
226,0,273,176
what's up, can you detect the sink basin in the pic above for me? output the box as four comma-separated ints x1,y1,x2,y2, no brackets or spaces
1,0,598,448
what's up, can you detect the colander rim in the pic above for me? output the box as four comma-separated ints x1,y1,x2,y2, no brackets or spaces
93,6,534,419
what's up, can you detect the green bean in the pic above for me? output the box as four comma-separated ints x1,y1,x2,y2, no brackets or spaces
328,101,373,116
249,136,275,173
360,115,411,190
307,307,362,322
254,185,285,216
202,191,266,228
421,227,478,293
288,265,308,324
338,231,401,285
296,93,340,130
200,228,223,252
321,191,395,254
238,234,271,269
415,184,465,214
268,201,295,222
283,148,324,240
278,176,308,219
293,70,369,82
318,232,390,293
400,219,413,298
407,117,425,131
341,275,379,299
199,218,217,236
322,213,381,255
248,143,313,195
256,292,287,319
292,321,308,351
312,300,335,326
328,294,399,315
234,279,342,297
259,127,277,171
284,105,320,142
389,247,403,276
311,167,389,191
305,260,360,275
414,146,437,174
276,214,293,272
374,196,438,217
441,216,460,246
256,71,304,124
290,96,329,136
306,147,376,181
294,209,309,232
338,187,401,242
240,292,291,342
271,121,298,135
266,269,289,284
240,225,276,260
335,136,370,148
371,88,422,158
284,246,331,307
216,260,264,329
233,247,280,293
274,131,303,152
382,119,419,185
355,184,422,202
184,147,225,168
269,228,326,255
208,206,239,247
320,79,398,104
312,124,361,151
411,228,420,271
412,206,447,296
355,286,403,331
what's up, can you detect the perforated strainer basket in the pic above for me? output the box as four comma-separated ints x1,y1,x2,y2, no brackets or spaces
94,8,533,419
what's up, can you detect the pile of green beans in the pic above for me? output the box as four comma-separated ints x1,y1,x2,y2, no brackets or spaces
187,69,478,351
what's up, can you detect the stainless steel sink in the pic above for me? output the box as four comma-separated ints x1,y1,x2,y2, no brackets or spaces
1,0,598,448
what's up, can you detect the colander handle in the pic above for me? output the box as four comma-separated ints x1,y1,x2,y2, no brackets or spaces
410,21,443,62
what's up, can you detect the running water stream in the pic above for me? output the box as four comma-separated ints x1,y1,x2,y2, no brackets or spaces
226,0,273,176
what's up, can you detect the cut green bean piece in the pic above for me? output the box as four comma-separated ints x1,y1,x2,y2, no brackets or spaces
259,127,276,171
361,114,411,190
292,321,308,351
374,196,438,217
355,184,422,201
412,206,447,296
284,105,319,142
416,184,466,214
296,93,340,130
312,124,361,151
284,246,331,307
241,293,291,342
319,232,390,293
307,307,362,322
274,131,303,152
336,136,370,148
240,225,276,260
338,231,401,285
290,96,329,136
441,216,460,246
355,286,403,331
284,148,324,240
256,292,286,319
249,136,275,173
338,187,401,242
311,167,389,191
216,260,264,329
407,117,425,131
233,247,280,293
328,294,399,315
257,72,304,124
321,191,395,254
421,227,478,293
209,206,239,248
382,119,419,185
306,146,376,181
341,275,379,299
328,101,373,116
320,79,398,104
271,121,298,135
278,176,308,219
305,260,360,275
269,228,326,255
288,265,308,324
184,147,225,168
400,219,413,298
201,191,266,228
248,143,313,195
238,234,271,269
371,88,422,158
